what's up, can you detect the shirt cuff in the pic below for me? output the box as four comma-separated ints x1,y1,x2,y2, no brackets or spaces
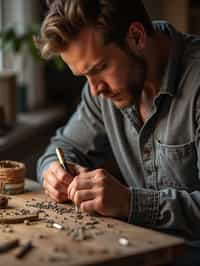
128,187,160,226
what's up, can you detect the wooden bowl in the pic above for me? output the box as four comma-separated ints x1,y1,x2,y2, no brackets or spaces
0,160,26,194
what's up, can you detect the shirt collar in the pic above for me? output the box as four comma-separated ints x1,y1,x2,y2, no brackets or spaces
120,21,184,116
153,21,184,97
120,21,184,117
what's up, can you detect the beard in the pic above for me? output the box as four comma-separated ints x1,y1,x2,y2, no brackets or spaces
124,46,148,108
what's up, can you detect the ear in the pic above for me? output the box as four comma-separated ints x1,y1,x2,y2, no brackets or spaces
126,22,146,52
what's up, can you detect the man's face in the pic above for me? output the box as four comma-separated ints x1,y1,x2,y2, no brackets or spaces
60,27,147,108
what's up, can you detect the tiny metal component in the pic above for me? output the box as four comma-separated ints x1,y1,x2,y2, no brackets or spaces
15,240,33,259
0,239,19,253
118,237,129,246
52,223,64,230
75,205,79,213
24,219,31,225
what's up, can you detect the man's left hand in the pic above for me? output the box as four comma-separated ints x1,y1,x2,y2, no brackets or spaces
67,168,130,219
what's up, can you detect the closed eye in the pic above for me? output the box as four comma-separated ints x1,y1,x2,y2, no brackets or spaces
89,62,108,76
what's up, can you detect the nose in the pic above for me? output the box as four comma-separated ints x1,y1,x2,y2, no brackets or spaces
87,76,106,97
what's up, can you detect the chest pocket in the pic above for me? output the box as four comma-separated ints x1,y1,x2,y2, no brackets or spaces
156,140,199,191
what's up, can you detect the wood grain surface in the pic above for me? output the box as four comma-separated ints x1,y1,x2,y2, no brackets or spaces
0,179,185,266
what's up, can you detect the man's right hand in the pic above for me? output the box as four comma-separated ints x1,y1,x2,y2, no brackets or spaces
42,161,88,202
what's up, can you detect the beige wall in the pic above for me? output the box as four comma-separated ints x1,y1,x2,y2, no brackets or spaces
143,0,189,32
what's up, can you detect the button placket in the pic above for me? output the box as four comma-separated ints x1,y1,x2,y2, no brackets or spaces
143,147,151,161
142,137,157,189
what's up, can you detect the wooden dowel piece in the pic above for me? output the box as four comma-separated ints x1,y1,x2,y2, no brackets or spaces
0,239,19,253
0,212,39,224
15,240,33,259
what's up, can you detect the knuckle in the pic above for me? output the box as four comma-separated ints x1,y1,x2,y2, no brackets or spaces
73,178,79,190
81,167,88,173
49,161,59,172
51,161,60,168
96,175,106,186
58,172,67,183
51,162,64,177
52,179,60,190
96,168,105,176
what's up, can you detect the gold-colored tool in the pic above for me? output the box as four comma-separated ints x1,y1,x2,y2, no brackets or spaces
55,147,79,213
56,147,70,172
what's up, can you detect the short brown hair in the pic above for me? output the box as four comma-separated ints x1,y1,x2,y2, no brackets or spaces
35,0,154,59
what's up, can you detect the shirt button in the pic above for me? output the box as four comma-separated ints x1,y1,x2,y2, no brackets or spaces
145,169,152,175
143,147,151,160
144,147,151,154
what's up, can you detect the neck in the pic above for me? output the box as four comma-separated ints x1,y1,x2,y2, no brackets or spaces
146,32,172,92
138,33,171,122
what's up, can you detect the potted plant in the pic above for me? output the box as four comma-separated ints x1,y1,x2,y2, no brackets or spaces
0,24,65,130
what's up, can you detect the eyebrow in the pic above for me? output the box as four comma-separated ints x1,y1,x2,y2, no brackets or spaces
73,60,104,77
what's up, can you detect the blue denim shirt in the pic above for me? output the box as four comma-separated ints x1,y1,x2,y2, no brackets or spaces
37,22,200,241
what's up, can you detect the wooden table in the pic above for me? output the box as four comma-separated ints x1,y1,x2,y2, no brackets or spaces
0,179,185,266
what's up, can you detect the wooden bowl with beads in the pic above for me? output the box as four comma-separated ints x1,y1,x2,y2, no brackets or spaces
0,160,26,194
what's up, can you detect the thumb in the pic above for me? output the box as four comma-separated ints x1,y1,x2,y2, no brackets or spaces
67,162,89,176
76,165,89,174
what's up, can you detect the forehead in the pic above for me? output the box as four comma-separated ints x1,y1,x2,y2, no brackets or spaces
60,27,109,74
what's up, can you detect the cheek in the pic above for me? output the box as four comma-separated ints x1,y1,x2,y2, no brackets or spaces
105,68,129,89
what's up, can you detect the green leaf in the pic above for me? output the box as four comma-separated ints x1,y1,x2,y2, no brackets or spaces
53,57,66,71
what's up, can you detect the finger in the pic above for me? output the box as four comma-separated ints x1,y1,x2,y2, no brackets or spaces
78,166,89,174
44,188,49,197
45,182,68,202
44,188,56,201
73,168,106,183
67,177,93,200
47,191,64,203
73,170,95,180
73,190,95,207
67,162,89,175
50,161,73,185
42,178,46,190
45,171,69,194
80,200,96,213
67,169,106,199
44,172,68,200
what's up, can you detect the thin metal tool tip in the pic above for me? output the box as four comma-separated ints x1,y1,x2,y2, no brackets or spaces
56,147,64,164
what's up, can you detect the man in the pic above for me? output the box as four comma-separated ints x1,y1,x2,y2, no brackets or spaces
36,1,200,264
